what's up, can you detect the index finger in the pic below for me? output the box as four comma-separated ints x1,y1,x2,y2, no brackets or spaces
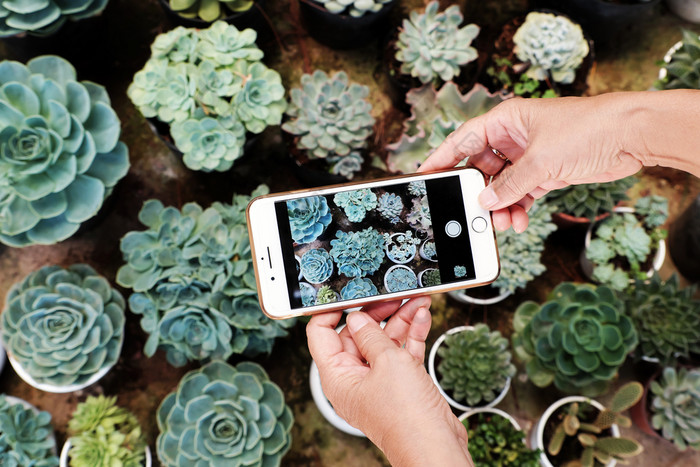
418,115,490,173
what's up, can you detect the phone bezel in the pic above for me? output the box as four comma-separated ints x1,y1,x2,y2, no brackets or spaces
246,167,500,319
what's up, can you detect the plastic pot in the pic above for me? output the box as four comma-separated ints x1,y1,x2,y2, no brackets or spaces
60,439,152,467
667,0,700,23
417,268,439,287
458,406,521,430
668,194,700,282
447,287,512,306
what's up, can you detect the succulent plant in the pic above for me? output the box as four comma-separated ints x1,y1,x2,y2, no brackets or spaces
386,83,507,173
544,177,637,221
299,282,316,307
385,266,417,293
340,278,378,300
421,269,441,287
513,12,589,84
0,395,58,466
465,412,540,466
512,283,638,396
316,285,338,304
407,195,431,231
117,186,295,366
437,324,516,407
333,189,378,222
0,0,108,37
0,55,129,247
128,22,286,172
168,0,253,22
282,70,374,179
1,264,124,388
650,366,700,450
408,180,426,197
311,0,392,18
454,265,467,278
300,248,334,284
327,152,363,179
384,231,420,263
657,29,700,90
377,193,404,224
395,1,479,85
486,56,558,98
330,228,385,278
287,196,332,244
157,361,293,466
421,239,437,261
68,395,146,467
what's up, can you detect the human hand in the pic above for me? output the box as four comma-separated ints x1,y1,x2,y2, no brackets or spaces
307,297,473,467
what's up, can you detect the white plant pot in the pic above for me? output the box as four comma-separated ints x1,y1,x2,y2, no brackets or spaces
417,268,439,287
580,207,666,283
667,0,700,23
458,407,521,431
0,339,6,377
60,439,152,467
385,233,417,264
448,288,512,306
532,396,620,467
658,40,683,82
384,265,417,293
419,238,438,262
3,396,57,455
428,326,512,412
295,255,303,281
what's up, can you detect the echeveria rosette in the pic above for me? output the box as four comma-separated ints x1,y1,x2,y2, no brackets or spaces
231,61,286,134
299,282,316,307
0,395,59,466
328,152,363,179
315,286,337,304
312,0,392,18
377,192,403,224
385,266,417,292
0,0,108,38
300,248,333,284
286,196,332,244
0,264,125,388
195,21,264,65
512,282,638,396
650,366,700,451
333,188,377,222
156,361,293,467
171,116,245,172
330,228,385,278
0,56,129,247
341,277,378,300
396,1,479,85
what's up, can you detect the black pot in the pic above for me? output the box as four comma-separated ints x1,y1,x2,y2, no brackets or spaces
669,195,700,282
298,0,395,49
158,0,271,38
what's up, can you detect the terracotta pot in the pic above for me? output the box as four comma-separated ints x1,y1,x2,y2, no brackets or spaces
551,210,610,229
629,370,664,439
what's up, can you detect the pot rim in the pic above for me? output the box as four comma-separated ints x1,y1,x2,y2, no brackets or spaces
60,439,153,467
384,264,418,293
457,406,521,431
447,288,512,306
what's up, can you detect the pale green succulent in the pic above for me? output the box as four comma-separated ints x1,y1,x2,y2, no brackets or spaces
330,228,385,278
0,55,129,247
157,361,293,466
513,12,589,84
650,367,700,450
396,1,479,85
169,0,253,22
300,248,334,284
316,285,338,304
311,0,392,17
333,188,377,222
1,264,125,388
171,116,245,171
0,0,108,37
0,395,58,466
657,29,700,90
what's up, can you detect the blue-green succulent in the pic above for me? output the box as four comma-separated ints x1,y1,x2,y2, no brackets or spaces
385,266,417,293
157,361,293,467
128,22,286,172
650,366,700,451
0,0,108,37
544,177,637,221
377,193,403,224
1,264,125,388
340,277,378,300
330,228,385,278
333,189,377,222
311,0,391,17
0,55,129,247
384,231,419,264
421,239,437,261
299,282,316,307
168,0,253,22
328,152,363,179
408,181,426,197
454,265,467,278
316,286,338,304
300,248,333,284
407,195,431,231
0,395,58,466
117,186,295,367
286,196,332,244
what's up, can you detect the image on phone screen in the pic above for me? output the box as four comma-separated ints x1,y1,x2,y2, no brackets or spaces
274,176,476,309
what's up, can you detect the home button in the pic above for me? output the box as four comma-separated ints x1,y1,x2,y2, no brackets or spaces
445,220,462,237
472,217,487,233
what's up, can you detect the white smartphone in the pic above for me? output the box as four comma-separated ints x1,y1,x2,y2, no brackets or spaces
247,168,500,319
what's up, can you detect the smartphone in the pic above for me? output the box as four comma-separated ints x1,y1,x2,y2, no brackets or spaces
247,168,499,319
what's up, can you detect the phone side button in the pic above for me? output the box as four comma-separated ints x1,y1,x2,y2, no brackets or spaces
471,217,487,233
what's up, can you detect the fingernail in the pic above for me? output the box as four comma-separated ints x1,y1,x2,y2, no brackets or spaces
414,307,431,323
346,312,371,333
479,186,499,209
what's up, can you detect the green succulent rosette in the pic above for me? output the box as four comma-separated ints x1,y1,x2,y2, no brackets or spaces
0,395,59,466
0,0,109,37
169,0,254,23
0,55,129,247
0,264,125,389
157,361,293,466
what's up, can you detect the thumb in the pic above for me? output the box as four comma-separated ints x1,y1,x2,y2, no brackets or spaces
346,311,396,365
478,153,546,210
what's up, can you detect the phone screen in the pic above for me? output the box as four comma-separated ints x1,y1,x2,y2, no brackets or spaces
274,176,476,309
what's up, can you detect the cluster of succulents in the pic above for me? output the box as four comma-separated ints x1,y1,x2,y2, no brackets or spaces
512,283,638,396
0,56,129,247
1,264,125,388
316,285,338,304
128,22,286,172
340,277,378,300
117,186,295,366
465,412,540,466
421,239,437,261
657,29,700,90
385,266,417,292
283,71,374,179
437,324,516,407
287,196,332,244
333,189,378,222
407,196,431,231
377,193,404,224
300,248,334,283
650,366,700,450
157,361,293,467
544,177,637,221
0,0,108,37
586,195,668,291
420,268,441,287
386,83,506,173
384,231,420,263
330,228,385,277
513,12,589,84
168,0,253,22
0,395,59,466
67,395,147,467
395,1,479,85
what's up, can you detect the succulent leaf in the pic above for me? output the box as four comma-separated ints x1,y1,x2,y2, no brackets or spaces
658,30,700,90
0,0,107,37
286,196,332,244
0,395,58,466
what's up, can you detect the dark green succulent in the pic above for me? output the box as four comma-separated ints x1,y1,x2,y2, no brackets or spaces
465,412,540,466
544,177,637,221
656,29,700,90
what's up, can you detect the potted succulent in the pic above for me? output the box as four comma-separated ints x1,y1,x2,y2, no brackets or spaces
459,408,540,466
329,228,386,278
418,268,441,287
283,71,375,184
384,265,418,293
428,324,516,411
299,281,317,306
300,248,334,284
61,395,150,467
533,382,643,467
1,264,125,393
419,238,437,262
669,194,700,281
157,361,293,466
117,186,296,367
581,196,668,292
333,189,378,222
315,285,339,304
158,0,266,32
656,29,700,90
667,0,700,23
0,394,59,465
0,0,108,37
298,0,395,49
512,282,638,397
128,22,286,173
0,55,129,247
384,231,420,264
